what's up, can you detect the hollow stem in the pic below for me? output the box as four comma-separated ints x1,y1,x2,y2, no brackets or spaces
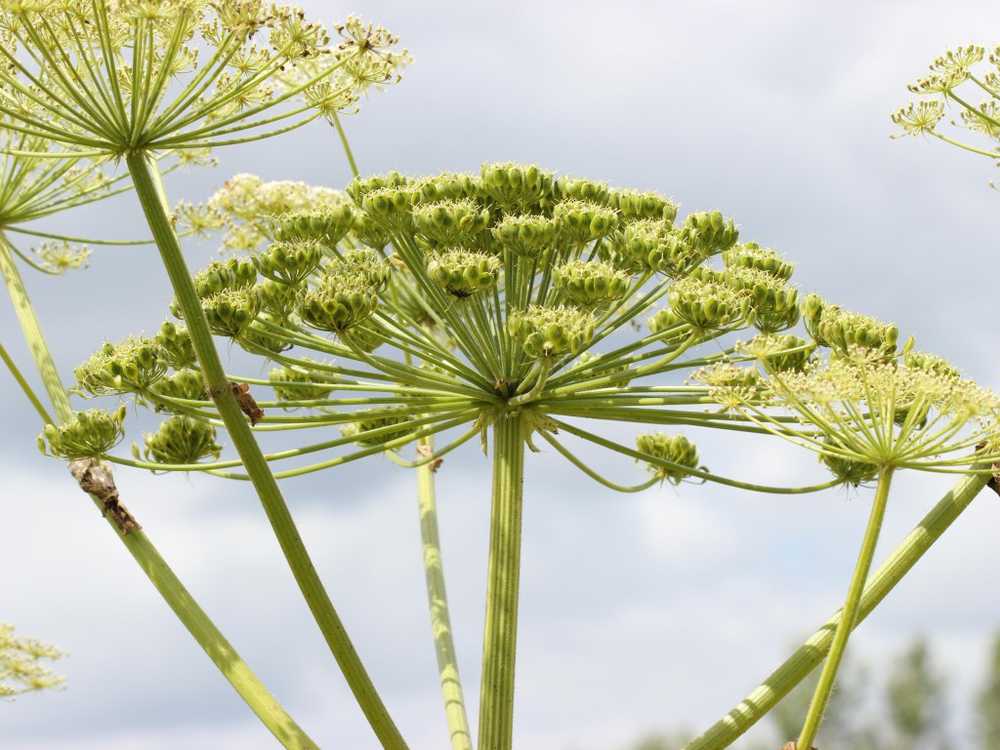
0,233,318,749
680,470,993,750
415,436,473,750
124,151,407,749
796,466,893,750
478,411,526,750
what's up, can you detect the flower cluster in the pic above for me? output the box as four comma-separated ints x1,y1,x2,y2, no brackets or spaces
62,162,977,494
0,624,64,697
893,44,1000,167
0,3,408,156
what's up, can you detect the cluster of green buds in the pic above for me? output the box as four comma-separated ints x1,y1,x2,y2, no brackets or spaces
635,433,700,483
801,294,899,360
38,406,126,460
269,362,336,402
74,338,167,396
893,44,1000,169
139,416,222,466
77,162,919,496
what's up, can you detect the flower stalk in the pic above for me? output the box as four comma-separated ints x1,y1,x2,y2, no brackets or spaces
0,233,319,749
416,436,473,750
478,412,526,750
684,469,991,750
125,150,406,749
796,466,894,750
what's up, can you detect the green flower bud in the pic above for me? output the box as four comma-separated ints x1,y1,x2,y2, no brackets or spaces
612,189,678,222
269,361,336,401
556,177,612,206
39,406,126,460
508,305,596,359
492,214,558,258
343,323,387,353
724,268,800,334
150,368,207,408
75,337,166,396
142,416,221,465
336,248,391,290
609,219,704,277
416,172,482,203
344,408,416,446
904,350,960,379
300,274,378,334
668,276,748,332
427,249,501,297
347,171,409,206
480,162,556,212
819,442,879,487
723,242,794,281
256,279,301,322
413,199,492,246
253,240,323,286
155,322,197,370
635,432,699,483
351,212,392,252
554,259,630,307
237,323,294,355
801,293,825,337
806,302,899,359
647,307,683,334
192,258,258,298
743,334,814,373
361,185,419,232
553,199,619,245
202,287,261,338
275,204,355,247
677,211,739,257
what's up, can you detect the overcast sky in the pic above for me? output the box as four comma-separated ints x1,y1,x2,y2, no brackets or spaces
4,2,1000,749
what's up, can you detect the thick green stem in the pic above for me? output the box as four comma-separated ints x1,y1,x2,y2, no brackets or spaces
0,235,71,419
684,469,990,750
796,466,893,749
478,412,526,750
416,436,473,750
124,151,407,749
0,235,318,748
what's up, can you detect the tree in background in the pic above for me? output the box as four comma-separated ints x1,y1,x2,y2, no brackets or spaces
624,635,969,750
977,633,1000,750
770,655,871,748
886,639,948,750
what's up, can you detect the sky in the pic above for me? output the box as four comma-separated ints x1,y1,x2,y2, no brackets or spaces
3,1,1000,748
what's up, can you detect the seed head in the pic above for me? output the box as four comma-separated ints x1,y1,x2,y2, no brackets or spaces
75,337,166,396
611,189,678,222
554,259,631,307
427,249,501,298
39,406,127,460
492,214,558,258
155,322,197,370
253,240,324,286
269,361,336,402
142,415,221,465
508,305,596,359
150,368,207,407
635,433,699,483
